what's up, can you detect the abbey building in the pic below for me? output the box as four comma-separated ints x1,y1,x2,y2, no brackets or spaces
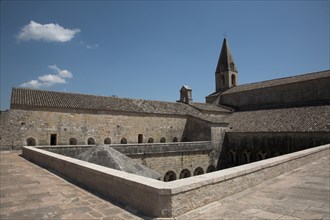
1,38,329,179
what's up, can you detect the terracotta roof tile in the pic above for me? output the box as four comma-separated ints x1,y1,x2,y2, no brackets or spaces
10,88,226,123
223,70,330,94
225,105,330,132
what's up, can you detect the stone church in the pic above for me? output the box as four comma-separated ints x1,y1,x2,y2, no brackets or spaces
1,38,329,180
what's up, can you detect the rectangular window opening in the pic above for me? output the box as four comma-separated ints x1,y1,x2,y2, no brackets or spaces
50,134,57,145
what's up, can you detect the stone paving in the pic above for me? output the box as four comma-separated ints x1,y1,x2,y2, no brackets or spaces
0,151,143,220
178,155,330,220
0,151,329,220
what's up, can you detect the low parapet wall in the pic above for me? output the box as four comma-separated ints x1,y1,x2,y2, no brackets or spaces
37,141,212,157
22,144,330,218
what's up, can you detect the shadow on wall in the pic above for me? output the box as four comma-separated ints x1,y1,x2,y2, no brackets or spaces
217,132,330,170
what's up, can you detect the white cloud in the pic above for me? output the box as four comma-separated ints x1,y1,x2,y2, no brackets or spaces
20,65,73,89
20,80,43,89
17,21,80,42
48,65,73,78
80,41,98,49
38,74,66,84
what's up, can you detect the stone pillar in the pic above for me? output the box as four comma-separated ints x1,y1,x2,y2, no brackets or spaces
210,123,229,166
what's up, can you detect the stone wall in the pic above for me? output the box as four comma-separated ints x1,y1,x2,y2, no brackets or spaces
22,143,330,217
218,131,330,169
220,77,330,110
38,142,215,181
183,116,211,141
0,109,189,150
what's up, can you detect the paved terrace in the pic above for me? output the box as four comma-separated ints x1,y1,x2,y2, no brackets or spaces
0,151,329,220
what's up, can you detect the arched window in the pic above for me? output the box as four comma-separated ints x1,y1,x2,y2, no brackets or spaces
26,137,36,146
160,137,166,143
231,74,236,86
164,171,176,182
104,137,111,144
206,165,216,173
148,138,154,143
69,138,77,145
180,169,191,179
193,167,204,176
256,151,267,161
229,149,237,165
121,137,127,144
138,134,143,143
172,137,178,142
87,138,95,145
242,150,251,164
230,63,235,70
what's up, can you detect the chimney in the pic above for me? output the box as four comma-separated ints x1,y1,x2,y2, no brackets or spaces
180,85,192,105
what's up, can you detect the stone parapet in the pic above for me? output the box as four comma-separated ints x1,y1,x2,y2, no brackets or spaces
34,141,212,157
22,144,330,218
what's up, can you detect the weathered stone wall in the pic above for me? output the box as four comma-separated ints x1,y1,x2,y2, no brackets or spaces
0,110,25,150
220,77,330,110
0,109,189,150
183,116,211,141
218,132,330,169
130,151,212,181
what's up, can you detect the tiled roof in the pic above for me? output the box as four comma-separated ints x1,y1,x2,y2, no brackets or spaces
223,70,330,94
225,105,330,132
10,88,226,123
190,102,232,113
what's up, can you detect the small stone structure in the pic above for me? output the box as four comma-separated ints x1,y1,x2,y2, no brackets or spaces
76,144,161,180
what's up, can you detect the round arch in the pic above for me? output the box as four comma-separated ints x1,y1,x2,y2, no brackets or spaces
179,169,191,179
104,137,111,144
26,137,36,146
193,167,204,176
231,74,237,86
121,137,127,144
69,138,77,145
164,171,176,182
206,165,216,173
87,138,95,145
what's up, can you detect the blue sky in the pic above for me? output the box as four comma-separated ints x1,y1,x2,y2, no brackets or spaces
1,1,329,110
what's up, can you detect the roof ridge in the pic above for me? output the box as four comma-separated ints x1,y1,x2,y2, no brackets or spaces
223,69,330,94
12,87,181,105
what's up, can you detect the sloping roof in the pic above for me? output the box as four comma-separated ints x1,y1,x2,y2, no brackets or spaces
190,102,232,113
76,145,161,180
223,70,330,94
225,105,330,132
181,85,191,90
10,88,227,123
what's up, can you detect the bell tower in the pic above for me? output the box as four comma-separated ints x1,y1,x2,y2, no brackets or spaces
215,38,238,92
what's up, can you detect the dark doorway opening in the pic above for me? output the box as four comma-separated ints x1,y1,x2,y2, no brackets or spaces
138,134,143,143
50,134,57,145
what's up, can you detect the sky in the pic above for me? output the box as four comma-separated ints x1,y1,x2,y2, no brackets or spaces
1,0,329,110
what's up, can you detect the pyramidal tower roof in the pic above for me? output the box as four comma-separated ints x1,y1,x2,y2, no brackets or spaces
215,38,238,73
